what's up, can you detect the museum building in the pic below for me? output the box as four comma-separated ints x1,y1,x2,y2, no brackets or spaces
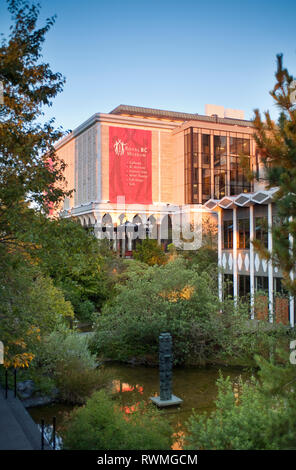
56,104,294,326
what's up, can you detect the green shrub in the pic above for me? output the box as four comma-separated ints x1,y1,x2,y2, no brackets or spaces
62,390,173,450
38,329,97,371
76,300,96,323
55,358,111,404
32,329,110,403
185,352,296,450
185,374,271,449
133,239,167,266
183,246,218,274
91,258,284,366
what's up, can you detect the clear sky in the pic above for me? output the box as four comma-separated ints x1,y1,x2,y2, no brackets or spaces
1,0,296,132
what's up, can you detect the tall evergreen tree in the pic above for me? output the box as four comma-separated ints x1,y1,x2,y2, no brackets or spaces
252,54,296,294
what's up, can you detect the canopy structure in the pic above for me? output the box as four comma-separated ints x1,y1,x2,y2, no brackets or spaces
204,187,279,210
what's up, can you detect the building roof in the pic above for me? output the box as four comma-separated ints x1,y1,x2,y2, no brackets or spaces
204,187,279,210
110,104,253,127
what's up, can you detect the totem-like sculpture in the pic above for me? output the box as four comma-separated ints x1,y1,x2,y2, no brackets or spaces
159,332,173,401
150,332,183,407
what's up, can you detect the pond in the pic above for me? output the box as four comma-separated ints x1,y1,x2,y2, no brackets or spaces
28,363,252,449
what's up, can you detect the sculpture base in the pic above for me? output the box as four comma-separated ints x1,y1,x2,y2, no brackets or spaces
150,395,183,408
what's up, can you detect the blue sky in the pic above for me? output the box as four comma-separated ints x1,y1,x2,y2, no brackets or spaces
1,0,296,132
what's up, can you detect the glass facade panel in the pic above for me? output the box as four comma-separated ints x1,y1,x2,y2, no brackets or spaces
239,275,250,299
202,168,211,203
223,220,233,249
255,217,268,248
202,134,210,164
238,218,250,249
184,130,252,203
255,276,268,292
230,155,251,195
214,171,226,199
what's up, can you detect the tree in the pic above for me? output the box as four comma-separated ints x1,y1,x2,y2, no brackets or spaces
133,238,167,266
0,0,74,367
91,257,271,366
18,214,112,318
251,54,296,294
185,351,296,450
201,213,218,249
0,251,74,368
185,56,296,450
0,0,71,249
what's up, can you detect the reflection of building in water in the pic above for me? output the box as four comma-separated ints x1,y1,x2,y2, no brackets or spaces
112,380,143,395
56,104,295,326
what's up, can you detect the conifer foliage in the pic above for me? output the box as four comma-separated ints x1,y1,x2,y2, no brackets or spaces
252,54,296,293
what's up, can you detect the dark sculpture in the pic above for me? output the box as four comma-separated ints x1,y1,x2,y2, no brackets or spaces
150,332,183,407
159,333,173,401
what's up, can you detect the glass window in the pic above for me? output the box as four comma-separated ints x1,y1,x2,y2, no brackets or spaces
214,135,227,166
242,139,250,155
239,275,250,299
214,171,226,199
238,218,250,249
223,220,233,249
255,276,268,292
224,274,233,298
202,168,211,203
202,134,210,164
255,217,268,248
236,138,243,154
230,137,237,155
193,131,198,156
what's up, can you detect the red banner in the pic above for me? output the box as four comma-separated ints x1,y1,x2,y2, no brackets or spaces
109,127,152,204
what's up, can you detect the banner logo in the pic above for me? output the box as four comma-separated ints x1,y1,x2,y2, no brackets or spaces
114,139,127,156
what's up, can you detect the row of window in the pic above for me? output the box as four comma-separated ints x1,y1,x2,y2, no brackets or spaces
224,274,287,298
185,133,251,159
184,129,252,204
223,217,267,249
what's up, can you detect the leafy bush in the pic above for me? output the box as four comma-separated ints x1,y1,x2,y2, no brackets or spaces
38,329,97,370
185,352,296,450
182,246,218,274
91,257,285,366
76,299,96,323
54,358,111,404
91,258,260,365
0,251,74,368
62,390,173,450
32,329,111,403
133,239,167,266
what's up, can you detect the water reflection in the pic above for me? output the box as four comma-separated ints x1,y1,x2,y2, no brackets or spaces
28,364,251,450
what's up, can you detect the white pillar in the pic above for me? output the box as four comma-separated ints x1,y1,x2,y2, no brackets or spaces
113,236,117,251
233,206,238,303
218,209,223,302
249,204,255,319
289,217,295,327
268,203,273,323
127,234,132,251
157,216,161,245
121,236,126,258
